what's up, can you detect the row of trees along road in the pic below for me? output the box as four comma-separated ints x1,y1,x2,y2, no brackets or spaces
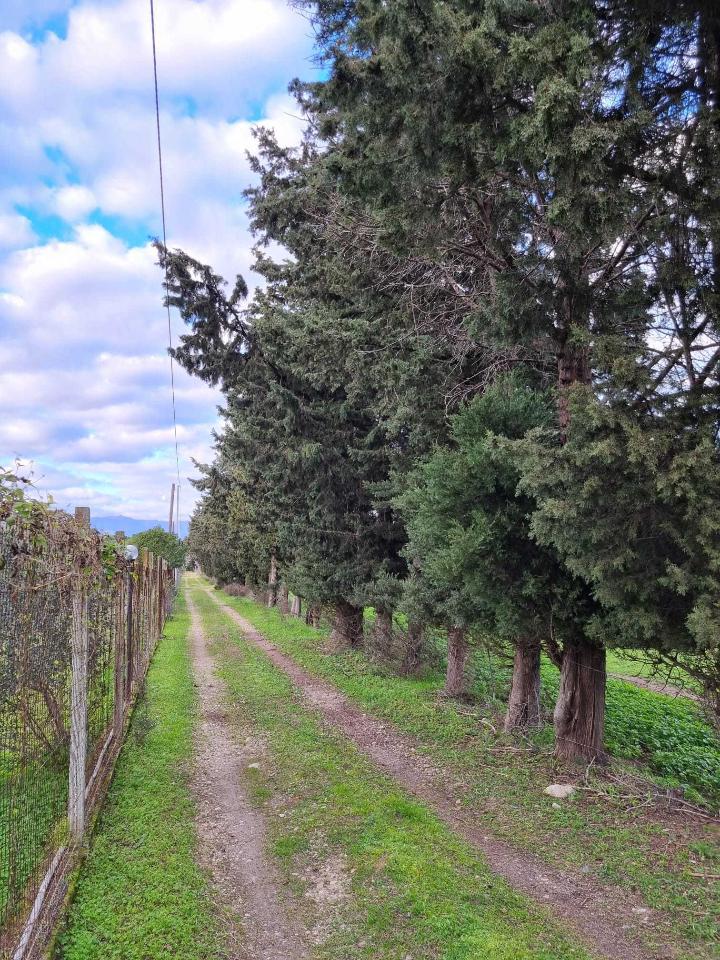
161,0,720,763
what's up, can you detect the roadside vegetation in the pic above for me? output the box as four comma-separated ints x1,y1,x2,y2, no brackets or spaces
211,581,719,956
56,595,224,960
127,526,186,569
189,581,594,960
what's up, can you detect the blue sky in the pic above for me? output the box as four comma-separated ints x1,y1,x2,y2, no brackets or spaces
0,0,315,521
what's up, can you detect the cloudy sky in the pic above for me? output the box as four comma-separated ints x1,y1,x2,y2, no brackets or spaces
0,0,314,522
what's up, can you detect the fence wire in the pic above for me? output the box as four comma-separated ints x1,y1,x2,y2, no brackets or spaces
0,510,173,959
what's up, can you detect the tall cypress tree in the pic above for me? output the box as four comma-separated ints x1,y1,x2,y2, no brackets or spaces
292,0,720,760
397,375,582,725
161,134,420,647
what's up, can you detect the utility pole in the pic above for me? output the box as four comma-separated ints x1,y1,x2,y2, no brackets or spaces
168,482,175,535
174,483,181,589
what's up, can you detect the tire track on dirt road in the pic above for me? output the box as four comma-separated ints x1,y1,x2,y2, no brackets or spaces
187,591,308,960
201,581,680,960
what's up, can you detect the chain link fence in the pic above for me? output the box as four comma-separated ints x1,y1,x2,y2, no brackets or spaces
0,507,174,959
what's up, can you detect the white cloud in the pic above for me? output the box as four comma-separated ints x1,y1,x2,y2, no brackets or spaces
1,227,162,352
52,184,97,220
0,0,315,118
0,211,36,250
0,0,312,521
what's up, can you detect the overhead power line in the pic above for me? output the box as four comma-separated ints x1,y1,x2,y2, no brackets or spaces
149,0,182,535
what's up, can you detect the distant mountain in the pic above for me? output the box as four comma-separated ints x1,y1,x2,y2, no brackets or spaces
92,515,189,539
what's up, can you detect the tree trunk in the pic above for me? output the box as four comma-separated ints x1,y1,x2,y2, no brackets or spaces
504,638,542,732
444,626,470,698
278,583,290,615
372,608,393,653
400,620,424,675
554,640,606,762
266,551,278,608
290,594,301,618
329,600,364,650
557,340,590,442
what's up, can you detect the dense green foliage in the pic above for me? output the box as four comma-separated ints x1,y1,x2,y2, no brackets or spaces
397,377,593,650
165,0,720,762
128,526,186,569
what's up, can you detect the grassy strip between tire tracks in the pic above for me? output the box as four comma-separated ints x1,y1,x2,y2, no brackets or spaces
209,579,719,959
56,591,225,960
189,579,593,960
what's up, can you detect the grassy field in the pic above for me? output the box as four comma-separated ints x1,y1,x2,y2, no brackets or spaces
56,593,225,960
605,649,700,691
189,581,593,960
213,582,720,957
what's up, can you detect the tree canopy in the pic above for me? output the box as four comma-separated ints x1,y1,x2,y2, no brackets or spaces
128,527,186,569
164,0,720,761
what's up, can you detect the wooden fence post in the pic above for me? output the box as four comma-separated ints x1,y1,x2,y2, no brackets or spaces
69,507,90,842
124,568,134,702
156,555,161,641
114,576,126,736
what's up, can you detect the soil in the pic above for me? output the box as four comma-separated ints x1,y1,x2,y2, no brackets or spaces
203,584,683,960
186,592,308,960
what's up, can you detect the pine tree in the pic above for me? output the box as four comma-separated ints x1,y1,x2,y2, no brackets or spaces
187,456,273,588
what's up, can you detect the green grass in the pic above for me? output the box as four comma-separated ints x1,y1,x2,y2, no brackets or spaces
56,592,225,960
188,580,593,960
0,659,116,931
534,661,719,805
605,649,699,690
605,649,663,680
210,580,719,958
0,752,67,929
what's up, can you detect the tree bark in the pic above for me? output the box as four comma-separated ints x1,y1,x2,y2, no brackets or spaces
329,600,364,650
444,626,470,698
290,594,302,618
305,602,321,627
557,340,590,442
400,620,424,675
504,638,542,732
278,583,290,615
372,608,393,653
554,640,606,762
266,551,278,608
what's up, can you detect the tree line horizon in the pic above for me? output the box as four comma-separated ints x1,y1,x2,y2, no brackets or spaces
160,0,720,764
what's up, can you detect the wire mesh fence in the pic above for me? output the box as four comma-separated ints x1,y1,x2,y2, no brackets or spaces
0,507,174,959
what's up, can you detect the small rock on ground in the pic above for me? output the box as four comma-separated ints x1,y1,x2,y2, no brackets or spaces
544,784,576,799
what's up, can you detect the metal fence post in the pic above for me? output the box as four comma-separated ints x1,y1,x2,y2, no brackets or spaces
68,507,90,842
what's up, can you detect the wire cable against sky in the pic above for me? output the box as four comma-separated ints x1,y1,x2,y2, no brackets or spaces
150,0,182,534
